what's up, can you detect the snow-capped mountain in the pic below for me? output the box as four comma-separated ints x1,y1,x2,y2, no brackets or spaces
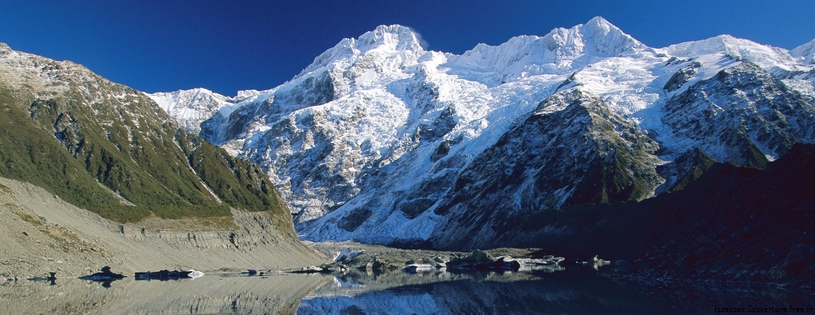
151,17,815,248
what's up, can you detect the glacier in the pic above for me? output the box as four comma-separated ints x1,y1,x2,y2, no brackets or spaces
150,17,815,248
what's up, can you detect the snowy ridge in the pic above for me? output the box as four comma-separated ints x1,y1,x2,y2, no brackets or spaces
663,34,802,71
791,38,815,65
298,24,425,80
445,16,646,87
152,17,815,247
148,88,249,135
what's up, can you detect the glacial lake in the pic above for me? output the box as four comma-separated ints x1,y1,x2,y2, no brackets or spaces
2,266,813,314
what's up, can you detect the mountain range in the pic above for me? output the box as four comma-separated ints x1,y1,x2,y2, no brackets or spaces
150,17,815,248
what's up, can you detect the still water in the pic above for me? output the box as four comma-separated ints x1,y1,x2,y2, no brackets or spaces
2,266,813,314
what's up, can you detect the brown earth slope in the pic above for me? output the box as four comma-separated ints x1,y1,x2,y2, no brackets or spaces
0,177,326,280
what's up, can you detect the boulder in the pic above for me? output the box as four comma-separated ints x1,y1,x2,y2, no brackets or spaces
465,249,495,263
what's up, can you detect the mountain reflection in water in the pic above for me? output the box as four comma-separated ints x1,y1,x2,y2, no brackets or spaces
299,266,815,315
2,267,812,314
301,269,675,315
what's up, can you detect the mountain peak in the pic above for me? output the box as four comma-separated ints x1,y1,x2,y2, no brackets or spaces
0,43,11,57
583,16,615,33
577,16,644,55
153,18,815,247
298,24,425,76
356,24,425,52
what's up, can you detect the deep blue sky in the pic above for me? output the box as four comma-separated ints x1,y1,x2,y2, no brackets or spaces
1,0,814,96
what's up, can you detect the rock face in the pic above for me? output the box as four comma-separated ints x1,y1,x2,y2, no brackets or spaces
661,62,815,167
151,18,815,248
429,89,664,249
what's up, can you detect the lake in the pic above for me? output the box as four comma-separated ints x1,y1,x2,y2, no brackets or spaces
2,265,812,314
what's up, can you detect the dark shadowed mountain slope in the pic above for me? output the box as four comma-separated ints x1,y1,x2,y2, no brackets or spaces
497,143,815,284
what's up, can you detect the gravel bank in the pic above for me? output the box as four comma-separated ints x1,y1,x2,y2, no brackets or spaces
0,177,327,280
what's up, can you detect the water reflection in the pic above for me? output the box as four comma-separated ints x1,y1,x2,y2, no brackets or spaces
2,273,331,314
299,266,815,315
300,268,676,315
2,267,812,314
26,272,57,286
613,278,815,315
78,266,127,288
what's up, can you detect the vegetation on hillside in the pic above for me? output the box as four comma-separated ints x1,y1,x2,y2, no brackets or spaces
0,57,291,225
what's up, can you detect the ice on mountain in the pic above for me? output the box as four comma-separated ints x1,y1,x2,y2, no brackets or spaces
664,35,803,72
149,17,815,246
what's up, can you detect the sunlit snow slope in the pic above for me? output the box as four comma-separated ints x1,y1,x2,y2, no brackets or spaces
151,17,815,248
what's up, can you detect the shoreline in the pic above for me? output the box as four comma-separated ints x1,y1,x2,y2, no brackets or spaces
0,176,548,282
0,177,327,279
5,175,805,291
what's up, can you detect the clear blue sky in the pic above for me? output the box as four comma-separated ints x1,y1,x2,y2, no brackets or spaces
1,0,814,96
